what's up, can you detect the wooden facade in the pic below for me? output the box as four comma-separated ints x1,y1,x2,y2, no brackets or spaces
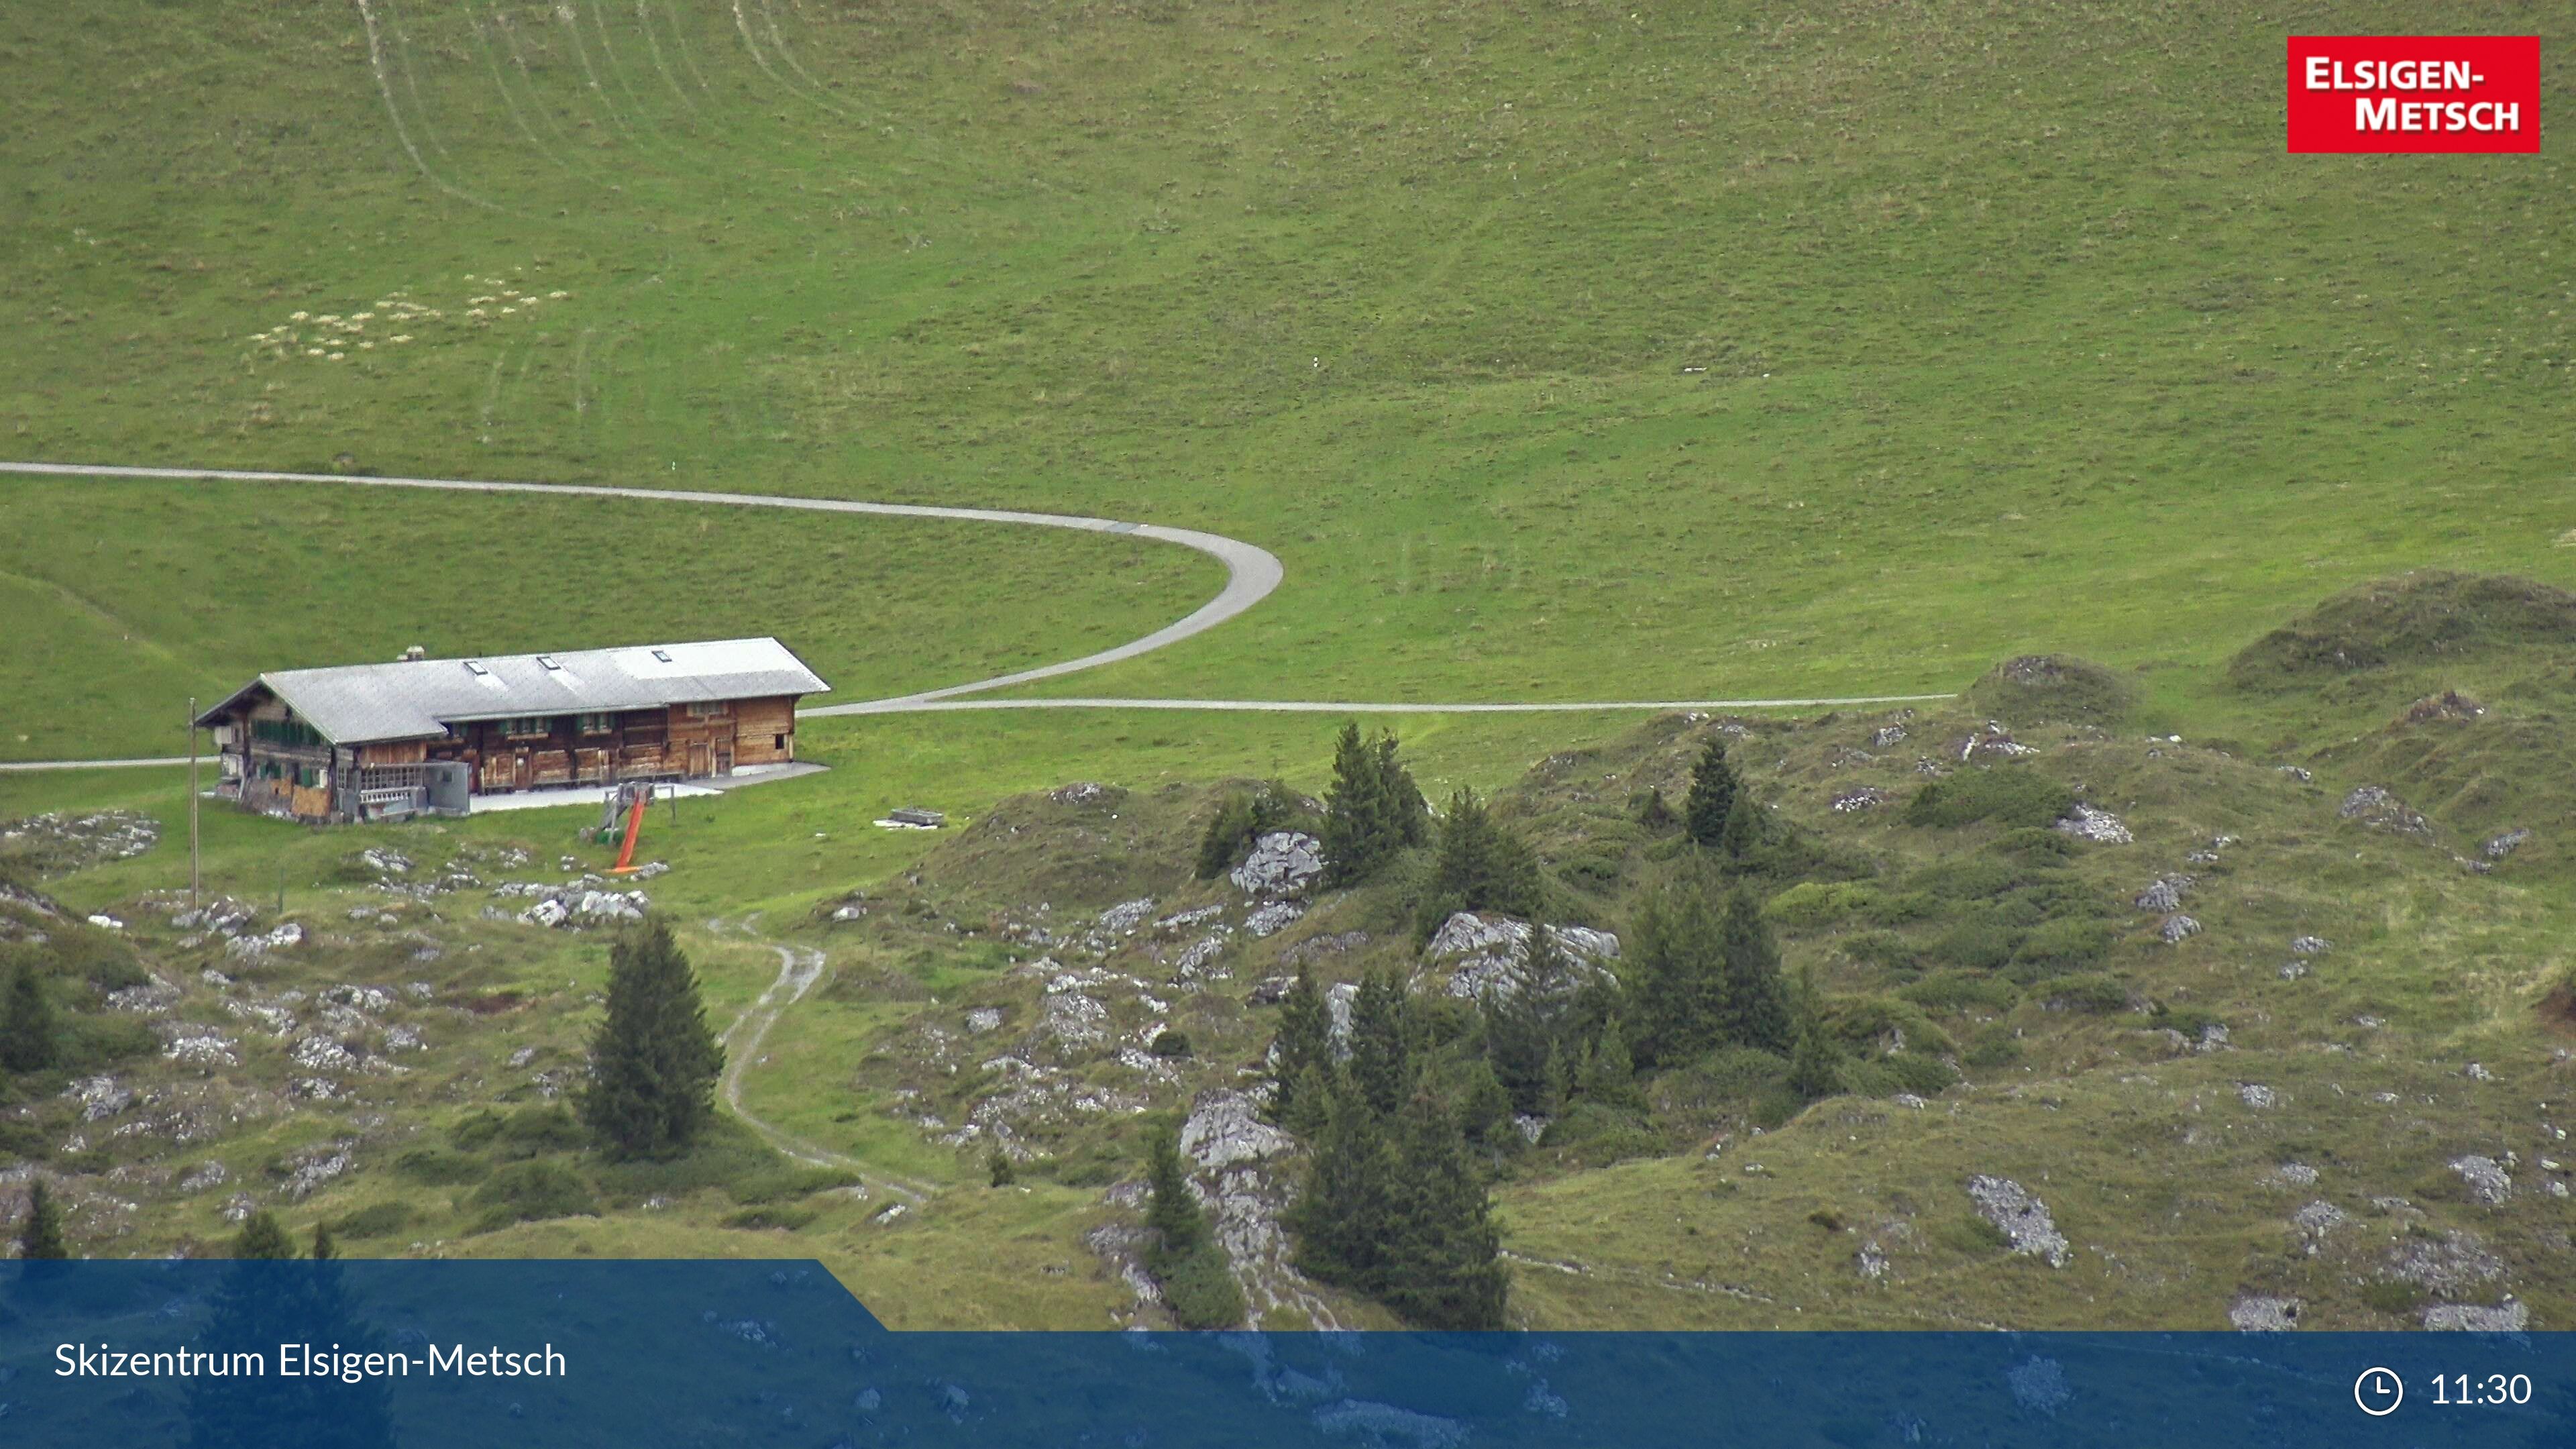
215,694,802,823
199,639,824,824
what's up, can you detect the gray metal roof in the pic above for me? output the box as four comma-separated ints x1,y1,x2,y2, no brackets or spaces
196,638,829,745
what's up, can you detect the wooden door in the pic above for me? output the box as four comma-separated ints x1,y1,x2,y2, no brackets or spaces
687,741,711,777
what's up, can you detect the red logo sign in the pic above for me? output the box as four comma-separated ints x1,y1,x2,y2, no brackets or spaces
2287,36,2540,153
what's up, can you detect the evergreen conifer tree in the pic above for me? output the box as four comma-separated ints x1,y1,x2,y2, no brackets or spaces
1347,970,1414,1117
1626,884,1728,1068
1287,1081,1396,1290
1454,1054,1516,1153
1417,790,1545,936
1717,788,1764,863
1377,1092,1509,1329
580,916,724,1157
1322,723,1396,885
1377,735,1430,847
192,1205,394,1449
1539,1042,1572,1119
1784,969,1844,1099
232,1210,294,1260
1142,1123,1244,1328
17,1179,68,1260
986,1144,1016,1187
1483,924,1572,1116
1637,786,1678,834
1145,1124,1205,1257
1269,964,1335,1124
1717,890,1795,1053
1683,737,1739,847
1,959,56,1073
1577,1014,1641,1110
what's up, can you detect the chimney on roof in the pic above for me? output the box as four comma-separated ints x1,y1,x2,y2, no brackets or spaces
398,645,427,662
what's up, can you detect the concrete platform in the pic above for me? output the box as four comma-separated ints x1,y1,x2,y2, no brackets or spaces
466,761,828,814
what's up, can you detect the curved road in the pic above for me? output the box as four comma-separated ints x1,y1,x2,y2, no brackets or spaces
0,459,1952,773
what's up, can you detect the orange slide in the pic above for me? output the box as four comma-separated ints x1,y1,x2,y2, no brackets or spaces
606,790,649,875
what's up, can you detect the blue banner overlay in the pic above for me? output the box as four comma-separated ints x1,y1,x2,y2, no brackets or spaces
1,1260,2566,1446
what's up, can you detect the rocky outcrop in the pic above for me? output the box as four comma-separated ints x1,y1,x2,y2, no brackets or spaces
2340,786,2432,838
1967,1174,2071,1267
1230,833,1324,900
1177,1089,1338,1329
1422,912,1620,1001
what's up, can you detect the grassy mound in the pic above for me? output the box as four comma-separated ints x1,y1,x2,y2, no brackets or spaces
1967,655,2135,727
2228,572,2576,689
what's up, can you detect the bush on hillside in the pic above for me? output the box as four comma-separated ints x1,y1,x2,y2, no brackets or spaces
1905,767,2076,830
2228,571,2576,687
1968,654,2136,725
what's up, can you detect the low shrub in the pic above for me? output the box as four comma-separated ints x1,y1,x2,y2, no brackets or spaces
1839,929,1915,968
1764,881,1875,929
2010,919,2116,976
2042,973,2133,1014
394,1146,486,1186
468,1159,596,1230
722,1205,820,1232
1905,767,2076,830
1926,918,2021,971
1899,971,2021,1014
331,1201,416,1240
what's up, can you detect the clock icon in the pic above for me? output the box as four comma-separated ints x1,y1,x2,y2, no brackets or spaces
2354,1366,2404,1417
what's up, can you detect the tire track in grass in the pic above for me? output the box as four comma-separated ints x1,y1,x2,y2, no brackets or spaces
727,0,844,119
352,0,502,212
717,943,930,1203
632,0,705,118
473,3,614,191
384,0,456,162
583,0,678,141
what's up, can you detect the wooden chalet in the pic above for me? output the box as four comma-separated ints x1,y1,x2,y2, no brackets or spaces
193,638,828,823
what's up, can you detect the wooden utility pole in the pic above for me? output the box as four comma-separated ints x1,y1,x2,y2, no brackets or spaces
186,696,201,909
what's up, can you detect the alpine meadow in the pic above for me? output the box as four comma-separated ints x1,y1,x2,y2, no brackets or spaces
3,0,2575,1338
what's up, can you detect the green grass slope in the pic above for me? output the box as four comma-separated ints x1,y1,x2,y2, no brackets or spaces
4,0,2573,743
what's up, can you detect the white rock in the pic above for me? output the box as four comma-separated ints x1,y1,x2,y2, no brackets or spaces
1179,1090,1294,1170
1229,833,1324,900
1967,1175,2072,1267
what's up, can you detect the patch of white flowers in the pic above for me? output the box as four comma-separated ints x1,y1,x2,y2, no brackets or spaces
241,272,572,364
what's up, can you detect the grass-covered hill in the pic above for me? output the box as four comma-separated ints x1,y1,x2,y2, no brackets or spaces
6,572,2575,1334
3,0,2573,764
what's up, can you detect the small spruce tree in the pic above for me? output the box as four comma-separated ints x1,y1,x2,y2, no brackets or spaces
1,959,56,1073
1417,789,1546,938
1717,788,1764,864
1539,1042,1572,1119
1576,1014,1641,1110
310,1223,338,1260
1287,1081,1396,1290
1322,722,1397,885
1784,969,1845,1099
1377,1092,1509,1330
1143,1122,1243,1328
18,1179,68,1260
1683,737,1739,847
1626,883,1728,1069
1269,964,1336,1125
1483,924,1573,1116
1636,786,1678,834
1347,970,1415,1118
580,916,725,1157
1376,735,1430,847
986,1145,1016,1187
232,1210,294,1260
1144,1125,1205,1257
1717,889,1795,1053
